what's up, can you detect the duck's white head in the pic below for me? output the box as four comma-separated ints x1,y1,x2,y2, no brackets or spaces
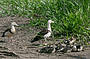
48,20,54,24
11,22,18,26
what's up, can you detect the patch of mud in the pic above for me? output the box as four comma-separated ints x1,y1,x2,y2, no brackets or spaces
0,16,90,59
0,51,19,57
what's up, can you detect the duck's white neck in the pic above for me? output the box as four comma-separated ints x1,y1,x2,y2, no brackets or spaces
11,25,16,33
47,23,51,32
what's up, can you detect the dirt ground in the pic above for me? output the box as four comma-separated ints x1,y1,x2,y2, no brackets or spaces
0,16,90,59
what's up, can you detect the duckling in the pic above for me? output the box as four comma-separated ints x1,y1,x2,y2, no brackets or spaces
72,44,84,52
64,37,76,45
38,44,56,53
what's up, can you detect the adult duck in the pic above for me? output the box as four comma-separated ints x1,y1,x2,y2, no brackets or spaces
2,22,18,38
31,20,54,43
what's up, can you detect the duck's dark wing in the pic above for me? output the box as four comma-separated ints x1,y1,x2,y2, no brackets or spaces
31,28,49,43
2,28,13,37
38,28,49,35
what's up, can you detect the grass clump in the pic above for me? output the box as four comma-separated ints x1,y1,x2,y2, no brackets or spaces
0,0,90,44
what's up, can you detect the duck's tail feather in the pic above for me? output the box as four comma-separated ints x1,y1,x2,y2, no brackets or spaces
2,29,10,37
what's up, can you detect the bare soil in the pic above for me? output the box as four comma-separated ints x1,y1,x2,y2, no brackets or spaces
0,16,90,59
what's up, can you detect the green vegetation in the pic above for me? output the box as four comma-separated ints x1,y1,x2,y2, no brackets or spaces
0,0,90,44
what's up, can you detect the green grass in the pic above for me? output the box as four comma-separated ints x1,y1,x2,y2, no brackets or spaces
0,0,90,44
